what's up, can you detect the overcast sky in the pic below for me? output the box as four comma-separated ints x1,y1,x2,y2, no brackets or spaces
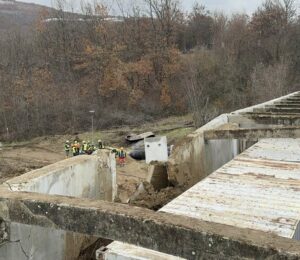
19,0,267,15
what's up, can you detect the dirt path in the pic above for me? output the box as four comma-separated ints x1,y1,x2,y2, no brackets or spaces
0,144,65,183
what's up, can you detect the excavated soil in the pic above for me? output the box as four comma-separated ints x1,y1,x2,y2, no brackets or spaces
128,182,184,210
116,156,149,203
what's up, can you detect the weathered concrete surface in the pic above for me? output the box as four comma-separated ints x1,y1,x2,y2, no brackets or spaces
145,136,168,164
255,107,300,113
163,139,300,240
99,242,184,260
4,150,117,201
0,189,300,259
146,162,169,191
0,150,117,260
168,93,300,188
228,92,300,128
0,222,99,260
269,104,300,107
168,114,239,188
230,115,300,129
0,223,65,260
275,101,300,105
96,150,117,202
204,126,300,141
231,92,300,114
236,113,300,126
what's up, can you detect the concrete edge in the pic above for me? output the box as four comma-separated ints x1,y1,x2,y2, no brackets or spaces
0,188,300,259
231,92,300,115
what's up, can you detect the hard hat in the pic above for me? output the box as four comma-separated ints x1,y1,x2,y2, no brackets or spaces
75,141,78,144
98,139,102,142
83,141,86,144
66,140,69,143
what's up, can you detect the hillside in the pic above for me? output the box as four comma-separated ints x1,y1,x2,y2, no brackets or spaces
0,0,299,141
0,0,54,34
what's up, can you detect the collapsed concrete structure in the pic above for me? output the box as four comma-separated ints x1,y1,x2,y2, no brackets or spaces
0,151,116,259
1,92,300,259
168,91,300,188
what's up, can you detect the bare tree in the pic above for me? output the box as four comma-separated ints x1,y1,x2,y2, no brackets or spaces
251,62,289,103
144,0,182,47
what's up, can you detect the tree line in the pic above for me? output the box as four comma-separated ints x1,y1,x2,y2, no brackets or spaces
0,0,299,140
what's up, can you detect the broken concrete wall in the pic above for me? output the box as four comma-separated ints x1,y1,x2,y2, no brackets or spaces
0,150,117,260
145,136,168,164
95,150,117,202
203,139,239,175
4,151,117,201
168,92,300,188
146,162,169,191
168,114,239,187
0,223,99,260
0,223,65,260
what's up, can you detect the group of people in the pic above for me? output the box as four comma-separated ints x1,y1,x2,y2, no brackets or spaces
64,139,126,166
64,139,104,157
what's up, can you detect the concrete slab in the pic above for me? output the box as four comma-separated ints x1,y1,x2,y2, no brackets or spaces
163,139,300,239
4,151,117,201
145,136,168,164
0,150,117,260
98,242,184,260
0,189,299,259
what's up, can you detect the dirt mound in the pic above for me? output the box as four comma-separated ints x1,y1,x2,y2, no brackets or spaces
116,156,148,203
129,182,184,211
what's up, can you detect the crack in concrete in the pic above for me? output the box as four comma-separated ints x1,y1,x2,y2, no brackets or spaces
6,239,29,259
4,182,13,192
5,226,36,260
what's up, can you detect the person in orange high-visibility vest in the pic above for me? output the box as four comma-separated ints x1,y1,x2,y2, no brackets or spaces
72,141,80,156
72,141,77,156
117,147,126,167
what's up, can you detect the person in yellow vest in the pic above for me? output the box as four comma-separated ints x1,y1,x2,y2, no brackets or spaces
82,141,88,154
64,141,70,158
98,139,104,149
86,142,96,155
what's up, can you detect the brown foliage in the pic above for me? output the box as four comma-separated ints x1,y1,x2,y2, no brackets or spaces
0,0,299,139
